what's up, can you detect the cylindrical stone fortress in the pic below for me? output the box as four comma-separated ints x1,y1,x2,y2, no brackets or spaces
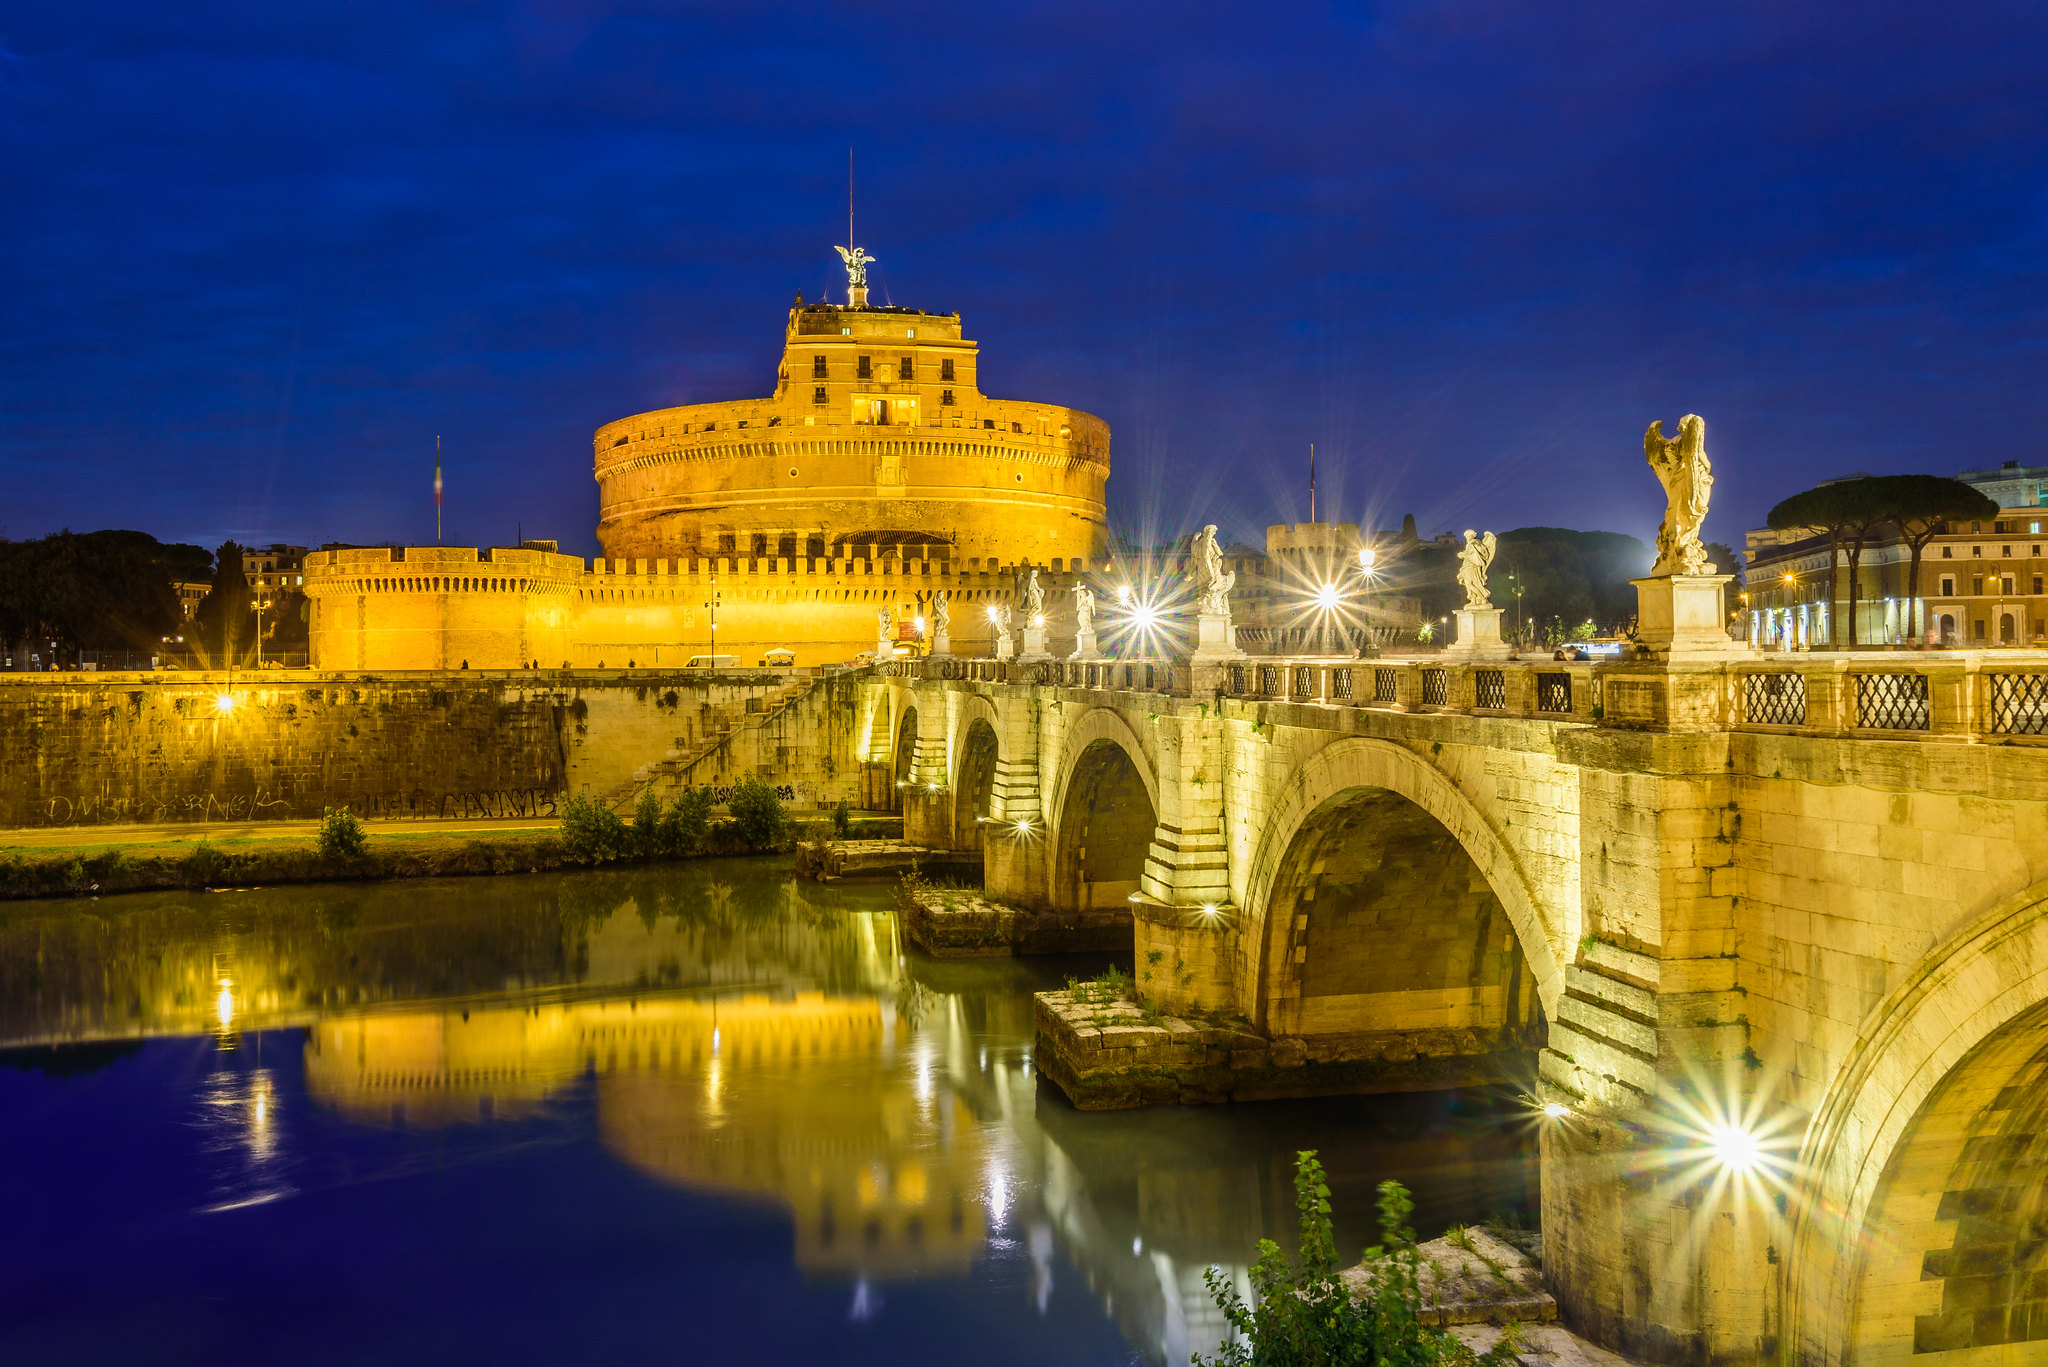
593,300,1110,567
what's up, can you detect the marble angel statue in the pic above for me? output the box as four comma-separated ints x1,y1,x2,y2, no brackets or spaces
1644,414,1715,575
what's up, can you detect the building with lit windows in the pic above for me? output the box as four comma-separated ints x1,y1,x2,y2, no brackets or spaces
1745,460,2048,647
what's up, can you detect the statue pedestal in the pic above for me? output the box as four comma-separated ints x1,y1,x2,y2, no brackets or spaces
994,634,1015,661
931,630,952,659
1632,575,1743,656
1190,612,1243,661
1441,606,1510,658
1019,625,1052,661
1069,628,1101,661
874,639,897,662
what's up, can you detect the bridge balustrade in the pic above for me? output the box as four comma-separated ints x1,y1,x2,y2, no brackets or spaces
886,652,2048,740
1729,655,2048,739
1206,656,1603,722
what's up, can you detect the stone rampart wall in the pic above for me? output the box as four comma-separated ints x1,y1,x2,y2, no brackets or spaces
0,669,866,829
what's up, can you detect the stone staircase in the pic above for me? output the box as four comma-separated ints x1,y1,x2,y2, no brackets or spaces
599,677,815,809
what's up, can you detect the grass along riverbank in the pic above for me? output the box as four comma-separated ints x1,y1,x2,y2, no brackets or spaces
0,811,902,901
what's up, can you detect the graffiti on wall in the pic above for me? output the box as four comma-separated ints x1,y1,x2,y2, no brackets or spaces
33,786,562,827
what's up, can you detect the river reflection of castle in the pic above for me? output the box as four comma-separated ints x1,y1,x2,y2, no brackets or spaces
305,991,986,1276
1,871,1531,1366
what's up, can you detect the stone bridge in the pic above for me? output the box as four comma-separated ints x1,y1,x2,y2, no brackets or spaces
868,650,2048,1367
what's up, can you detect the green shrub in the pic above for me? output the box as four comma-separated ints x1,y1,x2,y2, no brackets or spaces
726,773,788,851
317,806,369,859
659,787,716,854
1197,1155,1520,1367
560,791,632,864
831,796,853,839
631,787,663,854
185,842,226,886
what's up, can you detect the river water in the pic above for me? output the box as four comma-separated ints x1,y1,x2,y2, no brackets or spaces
0,860,1536,1366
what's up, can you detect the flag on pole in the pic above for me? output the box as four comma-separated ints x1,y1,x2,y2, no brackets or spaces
434,435,444,544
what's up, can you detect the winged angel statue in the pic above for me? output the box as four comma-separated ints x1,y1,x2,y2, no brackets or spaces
1644,414,1715,575
1456,531,1497,609
834,245,875,291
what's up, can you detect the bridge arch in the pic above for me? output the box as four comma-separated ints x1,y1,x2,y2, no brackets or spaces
891,704,919,802
1787,881,2048,1366
1240,738,1565,1028
1046,708,1160,913
951,712,1001,845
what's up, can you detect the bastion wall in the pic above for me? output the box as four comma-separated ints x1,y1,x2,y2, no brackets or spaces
0,670,868,830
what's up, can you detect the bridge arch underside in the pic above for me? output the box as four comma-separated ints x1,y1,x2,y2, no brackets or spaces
1256,787,1544,1086
1051,739,1158,913
1842,1000,2048,1362
951,717,999,849
892,706,918,811
1792,886,2048,1367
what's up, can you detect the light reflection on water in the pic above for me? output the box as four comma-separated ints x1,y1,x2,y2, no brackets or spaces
0,861,1536,1365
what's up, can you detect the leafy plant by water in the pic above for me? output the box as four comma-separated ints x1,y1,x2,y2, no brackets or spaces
316,807,368,860
660,788,717,855
831,796,853,839
1196,1153,1522,1367
560,791,632,863
631,788,664,854
726,773,788,851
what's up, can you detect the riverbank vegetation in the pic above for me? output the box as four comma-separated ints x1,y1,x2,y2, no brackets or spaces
0,786,894,902
1198,1152,1522,1367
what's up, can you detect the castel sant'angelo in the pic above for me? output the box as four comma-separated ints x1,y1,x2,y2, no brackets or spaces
303,246,1114,669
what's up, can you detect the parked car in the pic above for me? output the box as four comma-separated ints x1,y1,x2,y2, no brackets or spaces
684,654,738,669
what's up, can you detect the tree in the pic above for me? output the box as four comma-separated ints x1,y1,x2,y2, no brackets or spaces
191,540,254,667
1867,476,1997,643
0,529,188,658
727,773,789,850
1486,528,1653,640
1767,479,1896,646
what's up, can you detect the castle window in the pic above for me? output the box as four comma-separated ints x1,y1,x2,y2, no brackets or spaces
941,389,955,406
1941,576,1955,596
941,358,955,382
1941,546,1953,558
812,355,827,378
807,536,825,559
813,386,827,404
778,535,797,560
768,416,782,426
898,355,913,382
983,418,995,429
737,420,748,428
1011,422,1023,433
752,534,769,558
858,355,872,379
2036,576,2045,595
718,534,736,555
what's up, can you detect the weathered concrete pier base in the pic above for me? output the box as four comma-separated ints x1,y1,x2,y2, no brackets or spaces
900,889,1128,958
1034,989,1532,1110
792,838,980,883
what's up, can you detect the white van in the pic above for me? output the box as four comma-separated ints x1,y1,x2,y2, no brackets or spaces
758,648,796,668
684,654,738,669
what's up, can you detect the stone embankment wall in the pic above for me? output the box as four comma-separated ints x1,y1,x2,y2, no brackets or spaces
0,669,867,829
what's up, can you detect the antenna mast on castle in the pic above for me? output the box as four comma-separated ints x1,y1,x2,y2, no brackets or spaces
1309,443,1316,523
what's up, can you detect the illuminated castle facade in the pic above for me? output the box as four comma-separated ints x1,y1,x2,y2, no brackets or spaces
303,258,1111,669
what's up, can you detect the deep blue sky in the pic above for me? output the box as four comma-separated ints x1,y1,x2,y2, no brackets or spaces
5,2,2046,560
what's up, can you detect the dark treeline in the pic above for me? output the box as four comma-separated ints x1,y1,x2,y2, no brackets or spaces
0,531,230,664
1387,525,1741,643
